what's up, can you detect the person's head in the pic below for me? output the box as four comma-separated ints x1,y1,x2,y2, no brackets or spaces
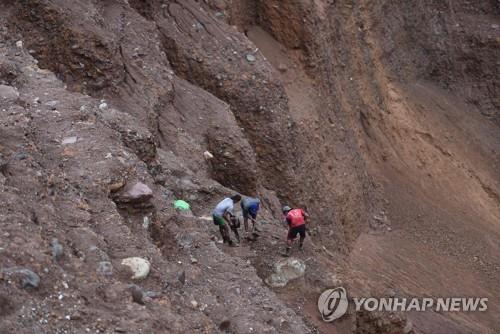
282,205,292,214
231,194,241,203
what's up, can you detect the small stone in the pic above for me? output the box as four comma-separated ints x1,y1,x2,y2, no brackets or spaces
177,270,186,285
203,150,214,160
50,238,64,261
190,300,198,308
44,100,59,108
97,261,113,276
190,257,198,264
278,63,287,72
15,152,28,160
142,216,151,229
246,54,256,62
99,102,108,111
16,40,23,48
62,136,78,145
1,267,40,288
129,284,144,305
144,290,161,299
121,257,151,280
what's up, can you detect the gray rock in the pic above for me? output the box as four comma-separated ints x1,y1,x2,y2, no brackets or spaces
128,284,144,305
44,100,59,109
265,258,306,288
97,261,113,276
144,290,162,299
50,238,64,261
0,84,19,101
114,182,153,205
177,270,186,285
2,267,40,288
15,152,28,160
246,54,256,62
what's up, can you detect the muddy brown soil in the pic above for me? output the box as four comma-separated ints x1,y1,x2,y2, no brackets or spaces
1,1,499,333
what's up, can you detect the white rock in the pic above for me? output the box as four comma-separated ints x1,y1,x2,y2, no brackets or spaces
99,102,108,111
62,136,78,145
44,100,59,108
121,257,150,280
16,40,23,48
203,150,214,160
246,54,256,62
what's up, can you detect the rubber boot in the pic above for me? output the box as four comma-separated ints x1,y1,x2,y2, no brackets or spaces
282,246,291,257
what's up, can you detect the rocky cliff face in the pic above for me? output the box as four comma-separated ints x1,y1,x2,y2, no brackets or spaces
1,1,498,333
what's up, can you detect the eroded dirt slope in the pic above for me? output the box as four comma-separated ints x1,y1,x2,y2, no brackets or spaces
1,0,499,334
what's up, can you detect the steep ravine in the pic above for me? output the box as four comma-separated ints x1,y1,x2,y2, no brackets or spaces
1,1,499,334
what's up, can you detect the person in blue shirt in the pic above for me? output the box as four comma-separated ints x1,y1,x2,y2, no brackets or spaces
241,196,260,233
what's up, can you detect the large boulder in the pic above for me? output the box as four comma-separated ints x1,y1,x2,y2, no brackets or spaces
265,258,306,288
112,182,153,210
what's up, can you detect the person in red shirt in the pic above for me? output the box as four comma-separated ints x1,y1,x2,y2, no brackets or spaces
282,206,309,256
